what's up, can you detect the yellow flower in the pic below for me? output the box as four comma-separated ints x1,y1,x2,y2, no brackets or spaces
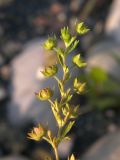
73,78,86,94
27,124,45,141
43,36,56,50
41,65,58,77
35,87,53,101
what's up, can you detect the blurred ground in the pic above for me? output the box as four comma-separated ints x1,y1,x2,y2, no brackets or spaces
0,0,120,160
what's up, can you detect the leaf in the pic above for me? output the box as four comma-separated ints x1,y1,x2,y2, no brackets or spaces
57,54,64,66
67,40,79,54
54,76,64,93
51,105,64,127
72,54,87,68
61,121,75,138
56,48,65,66
64,73,71,82
89,67,108,84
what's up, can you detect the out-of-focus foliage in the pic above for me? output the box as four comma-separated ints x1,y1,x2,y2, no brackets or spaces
81,67,120,110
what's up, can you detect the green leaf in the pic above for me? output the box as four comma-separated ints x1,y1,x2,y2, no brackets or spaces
51,105,64,128
89,67,108,84
72,54,87,68
64,73,71,82
65,36,76,48
54,76,64,94
61,121,75,138
56,48,65,66
67,40,79,54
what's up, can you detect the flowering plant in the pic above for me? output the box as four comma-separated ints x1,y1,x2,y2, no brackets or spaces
28,21,89,160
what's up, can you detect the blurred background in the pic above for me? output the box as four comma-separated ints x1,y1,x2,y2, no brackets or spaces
0,0,120,159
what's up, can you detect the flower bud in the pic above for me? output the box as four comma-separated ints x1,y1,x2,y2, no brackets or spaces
61,27,76,48
69,154,76,160
61,27,71,42
76,22,89,35
41,65,58,77
73,78,86,94
27,124,46,141
72,54,86,68
43,36,56,50
35,87,53,101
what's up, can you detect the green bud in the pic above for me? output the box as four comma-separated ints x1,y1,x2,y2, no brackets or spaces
72,54,87,68
41,65,58,77
43,36,56,50
61,27,71,42
76,22,89,35
70,106,79,119
73,78,86,94
35,87,53,101
61,27,76,48
68,154,76,160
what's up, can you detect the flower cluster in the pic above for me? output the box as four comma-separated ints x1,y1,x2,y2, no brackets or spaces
28,21,89,160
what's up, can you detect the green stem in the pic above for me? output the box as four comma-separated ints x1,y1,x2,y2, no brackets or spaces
53,145,59,160
44,137,59,160
48,99,54,106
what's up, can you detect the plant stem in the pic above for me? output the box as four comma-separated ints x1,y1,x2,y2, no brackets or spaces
53,145,59,160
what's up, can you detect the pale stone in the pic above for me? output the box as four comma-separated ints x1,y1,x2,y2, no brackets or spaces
86,40,120,81
105,0,120,43
81,130,120,160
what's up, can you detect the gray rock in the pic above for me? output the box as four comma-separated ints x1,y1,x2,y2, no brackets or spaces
105,0,120,43
81,130,120,160
8,38,56,129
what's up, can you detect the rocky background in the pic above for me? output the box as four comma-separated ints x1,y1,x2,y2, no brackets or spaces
0,0,120,160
